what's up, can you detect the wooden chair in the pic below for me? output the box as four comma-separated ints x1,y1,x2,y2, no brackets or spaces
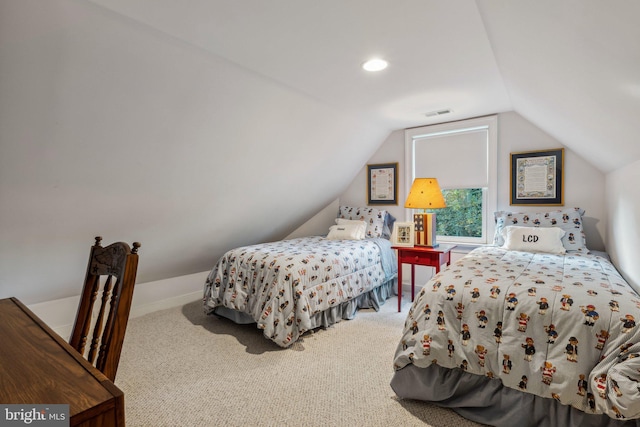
69,236,141,382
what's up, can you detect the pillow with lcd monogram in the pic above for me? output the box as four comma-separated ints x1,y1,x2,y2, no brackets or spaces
502,226,566,254
494,208,589,253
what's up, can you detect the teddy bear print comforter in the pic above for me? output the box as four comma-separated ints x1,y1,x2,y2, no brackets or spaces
393,246,640,421
204,236,396,348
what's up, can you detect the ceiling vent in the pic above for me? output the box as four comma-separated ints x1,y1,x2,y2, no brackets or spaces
425,109,452,117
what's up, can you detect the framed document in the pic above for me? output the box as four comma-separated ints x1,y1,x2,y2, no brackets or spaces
392,222,415,247
510,148,564,206
367,162,398,205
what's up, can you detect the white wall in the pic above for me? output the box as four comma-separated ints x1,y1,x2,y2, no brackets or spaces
341,112,606,249
286,199,341,239
497,112,606,250
605,159,640,290
0,0,389,304
282,128,409,239
340,129,408,225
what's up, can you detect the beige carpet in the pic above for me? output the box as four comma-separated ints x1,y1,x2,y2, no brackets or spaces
117,295,485,427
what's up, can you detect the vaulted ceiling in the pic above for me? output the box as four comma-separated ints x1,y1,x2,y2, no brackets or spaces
1,0,639,304
90,0,640,172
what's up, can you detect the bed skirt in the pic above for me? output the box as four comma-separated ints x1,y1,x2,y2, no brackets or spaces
213,277,396,330
391,364,640,427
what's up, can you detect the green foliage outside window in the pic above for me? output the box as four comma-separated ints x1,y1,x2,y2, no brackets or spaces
427,188,483,238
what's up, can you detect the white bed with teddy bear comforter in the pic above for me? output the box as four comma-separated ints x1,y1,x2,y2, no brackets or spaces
392,208,640,427
203,206,397,348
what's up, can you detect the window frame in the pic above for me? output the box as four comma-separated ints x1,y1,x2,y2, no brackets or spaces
404,115,498,245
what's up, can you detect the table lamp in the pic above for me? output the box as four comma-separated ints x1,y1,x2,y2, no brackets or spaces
404,178,446,247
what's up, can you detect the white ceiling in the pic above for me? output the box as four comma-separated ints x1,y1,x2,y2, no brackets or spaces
88,1,509,130
90,0,640,173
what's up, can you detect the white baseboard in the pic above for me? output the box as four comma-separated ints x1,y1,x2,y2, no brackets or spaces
28,270,209,339
27,273,419,339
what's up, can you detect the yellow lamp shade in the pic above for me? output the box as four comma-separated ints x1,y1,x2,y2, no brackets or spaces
404,178,446,210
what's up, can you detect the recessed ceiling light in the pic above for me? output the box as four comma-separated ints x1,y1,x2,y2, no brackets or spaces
362,58,388,72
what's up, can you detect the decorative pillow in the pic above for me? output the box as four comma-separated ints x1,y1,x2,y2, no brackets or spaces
326,223,366,240
502,226,566,254
337,206,387,238
382,212,397,240
494,208,589,253
334,219,367,240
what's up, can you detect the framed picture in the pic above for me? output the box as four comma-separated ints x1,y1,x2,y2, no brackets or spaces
510,148,564,206
392,222,415,247
367,162,398,205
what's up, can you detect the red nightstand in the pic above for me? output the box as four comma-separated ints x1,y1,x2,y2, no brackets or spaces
393,244,456,311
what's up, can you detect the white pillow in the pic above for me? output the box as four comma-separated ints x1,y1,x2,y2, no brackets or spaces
493,208,589,253
502,226,566,254
335,219,367,239
326,222,366,240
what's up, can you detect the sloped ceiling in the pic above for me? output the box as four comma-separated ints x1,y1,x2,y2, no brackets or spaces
89,0,640,172
88,0,512,127
477,0,640,173
1,0,639,304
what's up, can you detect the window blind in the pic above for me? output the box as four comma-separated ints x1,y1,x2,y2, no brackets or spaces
413,127,488,189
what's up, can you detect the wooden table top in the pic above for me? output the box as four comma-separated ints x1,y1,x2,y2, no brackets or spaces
0,297,124,426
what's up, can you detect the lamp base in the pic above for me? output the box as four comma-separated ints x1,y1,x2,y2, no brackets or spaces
413,213,438,247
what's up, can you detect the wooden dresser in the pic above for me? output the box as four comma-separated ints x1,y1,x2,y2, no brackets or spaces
0,297,125,426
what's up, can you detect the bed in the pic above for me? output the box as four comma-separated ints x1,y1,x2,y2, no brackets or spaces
203,206,397,348
391,208,640,427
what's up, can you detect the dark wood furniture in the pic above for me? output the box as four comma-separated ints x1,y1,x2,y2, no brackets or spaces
70,237,140,382
0,297,125,426
393,244,456,311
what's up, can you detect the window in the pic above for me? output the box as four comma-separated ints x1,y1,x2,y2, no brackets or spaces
405,116,497,245
430,188,484,238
